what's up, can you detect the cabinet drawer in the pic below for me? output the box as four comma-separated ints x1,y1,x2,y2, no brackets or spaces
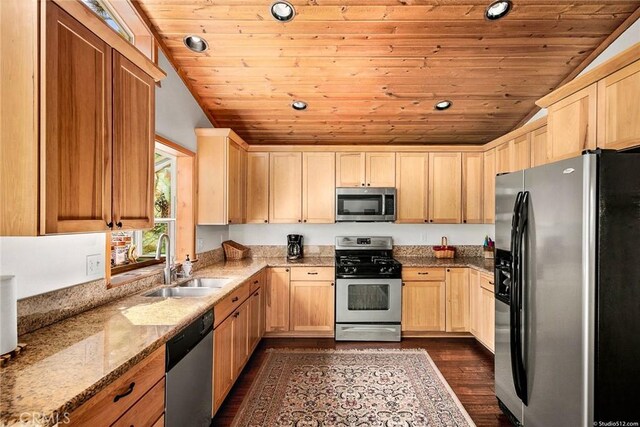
402,268,446,282
112,378,165,427
480,273,495,291
68,347,165,427
290,267,335,281
249,270,265,294
152,415,164,427
214,280,250,327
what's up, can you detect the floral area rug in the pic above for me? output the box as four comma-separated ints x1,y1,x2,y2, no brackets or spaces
231,348,476,427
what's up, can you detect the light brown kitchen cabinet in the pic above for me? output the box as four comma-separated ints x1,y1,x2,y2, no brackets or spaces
265,267,290,332
196,129,248,225
546,84,597,162
302,152,335,223
213,308,234,413
512,134,531,172
597,60,640,150
269,153,302,223
335,152,395,187
477,273,495,352
445,268,470,332
365,152,396,187
531,125,549,167
246,152,269,223
468,269,481,336
428,152,462,224
112,53,155,230
395,153,429,223
483,149,496,224
44,3,113,234
402,281,446,332
290,280,335,332
462,153,483,224
496,141,514,174
248,287,263,352
232,301,250,378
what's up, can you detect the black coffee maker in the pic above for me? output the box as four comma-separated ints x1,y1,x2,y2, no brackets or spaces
287,234,303,260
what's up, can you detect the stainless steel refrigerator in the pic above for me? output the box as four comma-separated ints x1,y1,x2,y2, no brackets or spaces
494,151,640,427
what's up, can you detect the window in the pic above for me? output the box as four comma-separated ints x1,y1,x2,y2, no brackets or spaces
80,0,133,43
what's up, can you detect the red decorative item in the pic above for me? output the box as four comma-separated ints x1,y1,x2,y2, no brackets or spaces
434,236,456,259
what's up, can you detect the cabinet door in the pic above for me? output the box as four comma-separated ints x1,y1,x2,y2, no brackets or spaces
112,53,155,230
246,152,269,223
232,301,250,378
227,142,245,224
401,281,446,332
213,315,234,413
597,60,640,150
428,152,462,223
531,125,549,167
248,287,262,352
483,149,496,224
269,152,302,223
396,153,428,223
335,152,365,187
290,280,335,333
547,83,597,162
469,270,481,337
302,152,335,223
462,153,483,224
266,268,290,332
365,152,395,187
44,3,112,234
512,134,531,172
445,268,469,332
496,141,514,174
480,286,495,352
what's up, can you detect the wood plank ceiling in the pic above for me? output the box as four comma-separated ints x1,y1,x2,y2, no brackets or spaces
137,0,640,145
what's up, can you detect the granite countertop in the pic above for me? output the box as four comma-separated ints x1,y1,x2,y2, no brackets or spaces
0,255,490,425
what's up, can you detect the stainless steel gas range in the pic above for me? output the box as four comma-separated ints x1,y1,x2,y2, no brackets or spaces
334,236,402,342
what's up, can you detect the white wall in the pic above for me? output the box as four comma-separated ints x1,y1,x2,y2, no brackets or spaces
230,223,494,246
527,18,640,123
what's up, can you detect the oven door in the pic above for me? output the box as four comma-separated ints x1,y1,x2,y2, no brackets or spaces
335,278,401,323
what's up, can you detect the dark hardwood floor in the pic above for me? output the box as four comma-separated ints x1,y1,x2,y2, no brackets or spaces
213,338,512,427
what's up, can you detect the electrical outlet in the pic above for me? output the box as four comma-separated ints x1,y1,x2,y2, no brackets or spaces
86,254,102,276
197,238,204,252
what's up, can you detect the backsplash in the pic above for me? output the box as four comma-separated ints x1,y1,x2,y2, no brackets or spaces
246,245,483,258
17,247,224,335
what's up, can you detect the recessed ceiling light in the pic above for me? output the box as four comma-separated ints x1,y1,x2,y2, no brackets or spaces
270,1,295,22
485,0,512,20
292,101,307,111
183,35,209,53
434,100,452,111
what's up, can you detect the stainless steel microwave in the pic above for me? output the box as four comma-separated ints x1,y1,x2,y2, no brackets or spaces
335,187,396,222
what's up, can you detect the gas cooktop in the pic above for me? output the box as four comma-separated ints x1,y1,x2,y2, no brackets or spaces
335,236,402,279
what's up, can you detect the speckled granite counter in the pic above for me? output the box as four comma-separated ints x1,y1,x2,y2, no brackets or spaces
1,255,491,426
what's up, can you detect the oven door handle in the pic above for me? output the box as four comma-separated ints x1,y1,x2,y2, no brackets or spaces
341,326,399,333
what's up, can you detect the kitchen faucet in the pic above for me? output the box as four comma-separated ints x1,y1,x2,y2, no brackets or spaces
156,233,176,284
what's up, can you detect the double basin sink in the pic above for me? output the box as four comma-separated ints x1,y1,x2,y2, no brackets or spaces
145,277,233,298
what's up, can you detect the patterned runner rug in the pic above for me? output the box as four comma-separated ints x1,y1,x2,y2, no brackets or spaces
231,348,476,427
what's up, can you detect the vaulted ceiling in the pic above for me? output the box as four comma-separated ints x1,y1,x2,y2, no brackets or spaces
137,0,640,145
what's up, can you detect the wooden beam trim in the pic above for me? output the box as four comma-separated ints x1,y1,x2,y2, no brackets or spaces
156,134,195,157
246,144,484,153
483,117,548,151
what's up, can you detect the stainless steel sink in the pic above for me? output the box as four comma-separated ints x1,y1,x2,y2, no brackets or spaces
144,287,219,298
179,277,233,289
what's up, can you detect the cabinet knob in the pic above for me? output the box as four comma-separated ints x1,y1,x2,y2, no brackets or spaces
229,220,233,224
303,219,307,223
264,219,268,223
367,183,370,186
424,219,427,223
429,219,433,223
331,282,334,287
361,183,365,186
298,219,301,223
285,269,289,272
447,269,450,272
116,221,123,228
402,282,405,286
253,280,259,284
106,221,113,228
463,220,467,223
232,296,239,302
234,312,240,318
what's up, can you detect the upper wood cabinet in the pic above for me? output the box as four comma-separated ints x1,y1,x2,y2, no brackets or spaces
445,268,470,332
531,125,549,167
44,4,113,234
496,141,514,174
246,152,269,223
302,152,335,223
112,53,155,230
336,152,395,187
597,60,640,150
483,149,496,224
546,84,597,162
462,153,483,224
428,152,462,224
269,153,302,223
396,153,429,223
196,129,248,225
512,134,531,172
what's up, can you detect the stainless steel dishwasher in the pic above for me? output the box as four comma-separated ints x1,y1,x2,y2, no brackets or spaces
165,310,214,427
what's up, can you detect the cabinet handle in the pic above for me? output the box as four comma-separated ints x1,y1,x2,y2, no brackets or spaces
264,220,268,223
303,219,307,223
113,382,135,402
298,219,301,223
361,183,365,186
285,269,289,272
424,219,427,223
429,219,433,223
307,272,318,275
229,220,233,224
417,272,429,275
463,220,467,223
254,291,259,297
107,221,114,228
234,312,240,318
331,282,334,287
447,269,450,272
232,296,239,302
116,221,123,228
367,183,370,186
253,280,259,284
402,282,406,286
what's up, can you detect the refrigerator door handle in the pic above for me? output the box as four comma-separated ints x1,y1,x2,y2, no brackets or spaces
513,191,530,405
509,191,524,402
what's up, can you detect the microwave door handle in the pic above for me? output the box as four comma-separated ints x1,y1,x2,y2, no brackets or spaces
382,195,386,216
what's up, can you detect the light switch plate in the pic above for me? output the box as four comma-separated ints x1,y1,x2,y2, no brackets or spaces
86,254,102,276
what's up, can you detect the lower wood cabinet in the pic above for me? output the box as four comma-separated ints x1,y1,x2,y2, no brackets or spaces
248,286,264,353
290,280,335,333
213,309,234,413
402,280,446,332
476,272,496,352
469,269,481,336
445,268,469,332
265,267,291,332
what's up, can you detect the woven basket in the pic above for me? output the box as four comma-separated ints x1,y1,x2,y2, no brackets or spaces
222,240,250,260
433,236,456,259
